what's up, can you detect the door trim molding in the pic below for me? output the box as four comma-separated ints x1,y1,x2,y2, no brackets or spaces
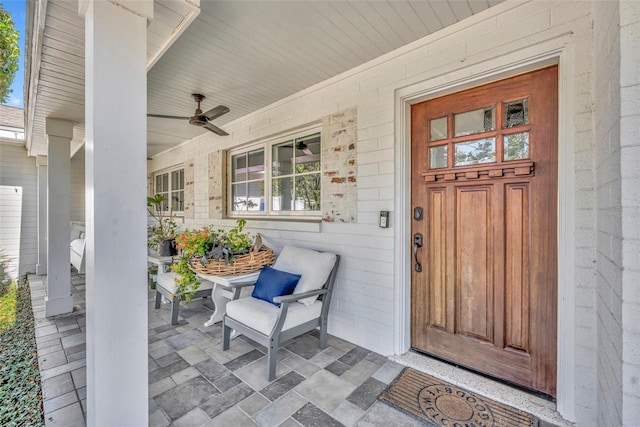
393,34,576,421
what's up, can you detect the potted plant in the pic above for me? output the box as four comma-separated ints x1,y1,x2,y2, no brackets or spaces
172,219,274,300
147,194,178,256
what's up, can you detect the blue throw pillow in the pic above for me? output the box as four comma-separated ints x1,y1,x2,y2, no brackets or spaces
251,266,301,307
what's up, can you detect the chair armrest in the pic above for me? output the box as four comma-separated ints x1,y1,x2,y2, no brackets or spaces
226,282,255,289
227,281,256,300
273,288,328,304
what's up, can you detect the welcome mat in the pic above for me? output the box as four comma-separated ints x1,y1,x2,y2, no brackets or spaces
379,368,538,426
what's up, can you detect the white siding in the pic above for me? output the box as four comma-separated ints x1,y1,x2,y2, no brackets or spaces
0,186,22,280
0,142,38,277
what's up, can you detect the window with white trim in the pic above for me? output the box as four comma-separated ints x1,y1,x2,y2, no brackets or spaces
154,166,184,213
229,130,322,218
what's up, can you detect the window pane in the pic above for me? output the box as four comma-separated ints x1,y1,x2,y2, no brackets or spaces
232,154,247,183
231,183,247,211
295,155,320,174
247,181,264,211
170,190,184,212
272,142,293,177
155,176,162,194
430,145,447,168
454,107,495,137
504,132,529,161
272,177,293,211
162,173,169,192
159,194,168,212
504,99,529,128
430,117,447,141
247,149,265,181
295,174,321,211
454,138,496,166
171,170,180,191
295,134,321,173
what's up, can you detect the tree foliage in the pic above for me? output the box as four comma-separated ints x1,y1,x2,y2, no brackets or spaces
0,4,20,104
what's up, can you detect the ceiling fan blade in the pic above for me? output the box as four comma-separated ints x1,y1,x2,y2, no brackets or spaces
202,105,230,120
303,148,313,156
203,122,229,136
147,114,190,120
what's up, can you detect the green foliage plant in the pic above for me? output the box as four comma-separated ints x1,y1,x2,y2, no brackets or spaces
0,278,45,425
219,219,251,255
172,227,213,301
0,283,16,331
0,5,20,104
147,194,178,251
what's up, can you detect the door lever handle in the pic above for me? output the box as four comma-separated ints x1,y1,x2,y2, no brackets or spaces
413,233,423,272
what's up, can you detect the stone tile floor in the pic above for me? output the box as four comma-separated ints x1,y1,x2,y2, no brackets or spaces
29,272,426,427
29,271,569,427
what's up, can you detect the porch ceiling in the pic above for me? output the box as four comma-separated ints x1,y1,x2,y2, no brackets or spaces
26,0,503,158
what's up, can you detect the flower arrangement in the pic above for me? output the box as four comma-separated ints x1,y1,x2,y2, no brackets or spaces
171,219,254,300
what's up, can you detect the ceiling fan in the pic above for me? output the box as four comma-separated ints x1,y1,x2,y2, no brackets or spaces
148,93,230,136
296,140,313,156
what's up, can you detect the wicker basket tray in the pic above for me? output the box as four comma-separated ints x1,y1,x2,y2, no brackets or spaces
189,246,275,276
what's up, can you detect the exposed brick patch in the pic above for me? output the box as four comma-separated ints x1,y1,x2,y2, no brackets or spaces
322,107,357,223
208,150,225,219
184,158,195,219
147,173,153,197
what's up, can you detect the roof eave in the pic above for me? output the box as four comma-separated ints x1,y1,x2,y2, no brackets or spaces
24,0,47,157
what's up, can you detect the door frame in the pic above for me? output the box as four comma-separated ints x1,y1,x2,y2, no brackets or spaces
393,35,576,421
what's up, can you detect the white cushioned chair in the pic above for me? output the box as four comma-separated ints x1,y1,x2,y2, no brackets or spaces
155,272,214,325
70,222,86,274
222,246,340,381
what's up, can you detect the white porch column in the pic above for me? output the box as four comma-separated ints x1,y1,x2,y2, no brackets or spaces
45,119,73,316
36,155,48,275
80,0,151,425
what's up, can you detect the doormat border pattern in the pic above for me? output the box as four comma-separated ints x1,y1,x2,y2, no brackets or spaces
378,367,540,427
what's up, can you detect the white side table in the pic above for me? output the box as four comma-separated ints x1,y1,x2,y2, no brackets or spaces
147,254,175,273
196,271,260,327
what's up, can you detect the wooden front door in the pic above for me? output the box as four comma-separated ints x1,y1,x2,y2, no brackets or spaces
410,66,558,396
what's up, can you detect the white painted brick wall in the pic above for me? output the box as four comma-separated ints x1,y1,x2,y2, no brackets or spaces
146,1,612,420
0,142,37,277
592,0,640,425
619,1,640,425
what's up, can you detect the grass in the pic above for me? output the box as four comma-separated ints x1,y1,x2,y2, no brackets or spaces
0,282,17,330
0,278,45,426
